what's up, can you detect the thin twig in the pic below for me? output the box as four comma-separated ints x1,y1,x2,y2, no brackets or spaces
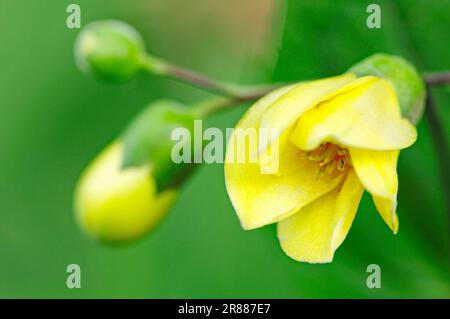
423,72,450,86
165,63,450,101
143,53,450,106
141,53,285,100
165,64,284,101
164,64,239,97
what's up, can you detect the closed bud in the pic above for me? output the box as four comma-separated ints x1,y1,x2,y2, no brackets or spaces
74,141,177,244
75,20,145,82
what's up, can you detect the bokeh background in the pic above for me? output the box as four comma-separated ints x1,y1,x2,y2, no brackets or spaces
0,0,448,298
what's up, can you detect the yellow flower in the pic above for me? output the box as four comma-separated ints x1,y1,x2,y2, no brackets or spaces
74,141,177,244
225,73,417,263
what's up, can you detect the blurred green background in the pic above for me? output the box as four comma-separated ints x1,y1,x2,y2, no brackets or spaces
0,0,448,298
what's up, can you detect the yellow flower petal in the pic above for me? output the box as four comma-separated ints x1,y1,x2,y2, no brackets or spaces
277,171,364,263
258,73,357,152
75,142,177,243
225,141,344,230
236,84,298,130
257,125,296,175
290,77,417,151
373,195,399,234
349,148,399,198
348,148,400,233
226,84,297,175
225,86,344,230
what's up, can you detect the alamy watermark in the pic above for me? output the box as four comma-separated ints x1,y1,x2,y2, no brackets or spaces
367,4,381,29
66,4,81,29
171,120,280,174
366,264,381,289
66,264,81,289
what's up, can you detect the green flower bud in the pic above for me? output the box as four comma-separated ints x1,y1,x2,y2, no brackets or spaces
74,100,199,244
74,141,177,244
122,100,198,190
75,20,145,82
348,53,426,124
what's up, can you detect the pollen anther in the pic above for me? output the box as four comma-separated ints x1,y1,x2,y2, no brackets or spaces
307,143,351,174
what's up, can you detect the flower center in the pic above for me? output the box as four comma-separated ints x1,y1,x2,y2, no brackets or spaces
307,143,351,174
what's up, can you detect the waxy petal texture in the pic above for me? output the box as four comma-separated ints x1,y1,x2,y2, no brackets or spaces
349,148,399,198
259,74,357,151
225,86,343,229
373,195,399,234
349,148,399,232
277,171,364,263
290,77,417,151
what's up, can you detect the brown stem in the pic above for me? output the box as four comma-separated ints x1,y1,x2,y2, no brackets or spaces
141,54,283,100
164,65,239,97
423,72,450,86
164,64,450,102
143,54,450,111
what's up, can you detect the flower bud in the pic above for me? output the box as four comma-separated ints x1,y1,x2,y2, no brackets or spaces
348,53,426,124
75,20,145,82
74,141,177,244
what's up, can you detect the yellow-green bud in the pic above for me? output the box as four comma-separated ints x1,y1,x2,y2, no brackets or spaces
75,20,145,82
74,141,177,244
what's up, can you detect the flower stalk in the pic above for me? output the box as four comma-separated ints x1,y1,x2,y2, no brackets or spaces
139,58,450,130
139,53,283,101
423,71,450,86
140,53,450,115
